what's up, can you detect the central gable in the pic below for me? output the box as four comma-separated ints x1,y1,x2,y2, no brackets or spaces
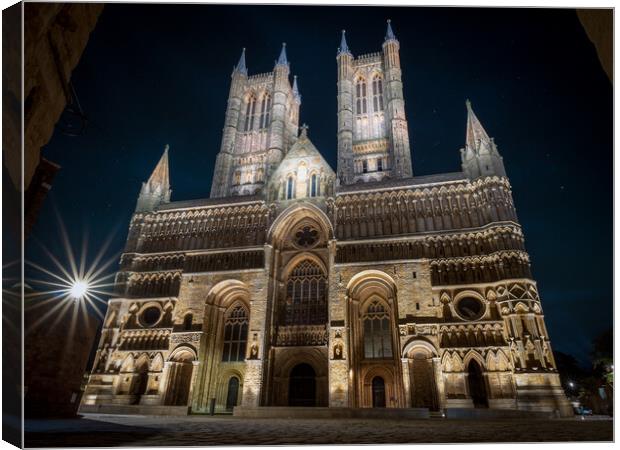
267,127,336,201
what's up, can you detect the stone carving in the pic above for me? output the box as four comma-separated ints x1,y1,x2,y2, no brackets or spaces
275,325,328,347
249,344,259,360
333,343,343,360
170,332,201,344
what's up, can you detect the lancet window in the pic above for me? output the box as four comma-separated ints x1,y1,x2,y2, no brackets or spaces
363,300,393,359
372,75,384,112
282,260,327,326
286,176,295,200
355,78,368,115
222,304,249,362
244,95,257,131
259,94,272,129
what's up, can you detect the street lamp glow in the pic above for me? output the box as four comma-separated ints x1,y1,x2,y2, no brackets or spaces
24,213,119,336
70,280,89,299
568,381,575,388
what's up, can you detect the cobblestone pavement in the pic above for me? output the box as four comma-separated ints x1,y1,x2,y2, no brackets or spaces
25,414,613,447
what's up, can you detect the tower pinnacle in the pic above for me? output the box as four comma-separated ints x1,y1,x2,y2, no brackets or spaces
147,145,170,188
300,123,309,139
461,100,506,179
136,145,172,211
293,75,301,102
276,42,288,67
385,19,397,42
465,99,491,151
235,47,247,75
338,29,351,55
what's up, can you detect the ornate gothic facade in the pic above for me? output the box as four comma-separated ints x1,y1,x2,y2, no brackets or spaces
82,22,571,416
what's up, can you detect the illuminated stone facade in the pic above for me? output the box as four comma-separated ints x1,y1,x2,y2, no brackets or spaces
82,23,571,416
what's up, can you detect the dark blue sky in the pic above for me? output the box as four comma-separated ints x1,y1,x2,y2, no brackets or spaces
28,5,612,364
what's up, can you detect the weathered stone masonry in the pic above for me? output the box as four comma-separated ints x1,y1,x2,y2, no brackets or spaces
81,22,571,416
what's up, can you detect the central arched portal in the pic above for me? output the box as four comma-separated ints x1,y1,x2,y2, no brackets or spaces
288,363,316,407
266,208,332,408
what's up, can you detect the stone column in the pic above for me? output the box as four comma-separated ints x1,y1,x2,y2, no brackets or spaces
336,46,354,184
401,358,412,407
241,245,273,407
159,361,174,405
242,360,263,407
210,69,246,198
432,356,446,410
187,361,200,410
382,35,412,178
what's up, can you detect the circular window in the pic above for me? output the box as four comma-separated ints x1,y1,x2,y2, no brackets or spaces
456,297,485,321
141,306,161,326
295,226,319,248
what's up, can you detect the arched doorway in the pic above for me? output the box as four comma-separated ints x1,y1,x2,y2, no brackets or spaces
467,360,488,408
165,350,195,406
131,370,148,404
288,363,316,406
372,376,386,408
130,358,150,405
226,377,240,411
408,347,439,410
347,271,405,409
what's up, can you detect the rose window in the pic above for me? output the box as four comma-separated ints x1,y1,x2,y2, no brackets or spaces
295,226,319,248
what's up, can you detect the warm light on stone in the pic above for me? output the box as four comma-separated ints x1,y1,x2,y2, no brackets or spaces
81,21,572,418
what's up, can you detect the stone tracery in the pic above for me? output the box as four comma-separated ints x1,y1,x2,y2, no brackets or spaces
83,26,571,417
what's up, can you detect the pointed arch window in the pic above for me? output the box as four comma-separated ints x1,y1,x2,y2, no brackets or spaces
259,94,272,129
183,313,193,331
244,95,257,131
372,75,384,112
363,300,393,359
310,173,319,197
222,304,249,362
355,78,367,115
286,176,295,200
282,260,327,326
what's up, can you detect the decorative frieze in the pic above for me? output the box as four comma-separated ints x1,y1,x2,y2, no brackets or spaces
170,332,202,344
275,324,328,347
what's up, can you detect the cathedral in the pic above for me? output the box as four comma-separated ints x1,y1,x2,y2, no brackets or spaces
81,21,572,417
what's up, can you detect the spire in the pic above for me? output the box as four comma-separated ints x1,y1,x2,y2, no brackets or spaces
385,19,397,42
147,144,170,188
276,42,288,67
461,99,506,179
235,47,247,75
465,99,491,151
338,29,351,56
293,75,301,102
137,145,171,212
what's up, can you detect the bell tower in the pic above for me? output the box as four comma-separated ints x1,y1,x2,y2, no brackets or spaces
336,21,413,185
210,45,301,198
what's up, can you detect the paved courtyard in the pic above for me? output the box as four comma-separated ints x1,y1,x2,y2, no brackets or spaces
25,414,613,447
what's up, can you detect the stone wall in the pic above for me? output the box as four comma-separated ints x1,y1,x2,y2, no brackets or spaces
25,298,99,417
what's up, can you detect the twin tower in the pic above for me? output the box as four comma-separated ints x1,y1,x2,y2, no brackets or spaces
209,21,414,199
202,20,504,200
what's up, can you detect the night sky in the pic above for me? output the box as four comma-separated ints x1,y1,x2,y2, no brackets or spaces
27,5,612,365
